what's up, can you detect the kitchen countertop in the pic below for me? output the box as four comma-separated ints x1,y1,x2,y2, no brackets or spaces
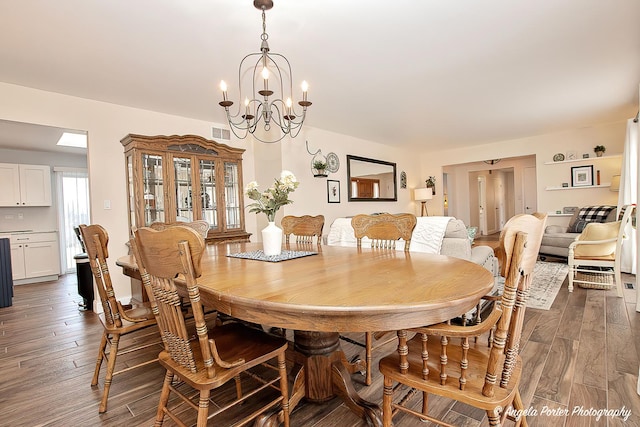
0,230,57,236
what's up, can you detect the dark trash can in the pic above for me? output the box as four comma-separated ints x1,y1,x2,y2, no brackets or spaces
0,238,13,308
74,253,94,311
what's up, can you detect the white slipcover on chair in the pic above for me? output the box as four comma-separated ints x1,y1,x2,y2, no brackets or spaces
568,205,636,297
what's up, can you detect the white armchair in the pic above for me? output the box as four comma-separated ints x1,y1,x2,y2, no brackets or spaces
568,205,636,297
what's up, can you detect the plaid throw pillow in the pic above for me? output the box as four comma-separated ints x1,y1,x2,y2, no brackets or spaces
568,205,616,233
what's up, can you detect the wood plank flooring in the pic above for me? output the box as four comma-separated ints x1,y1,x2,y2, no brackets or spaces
0,263,638,426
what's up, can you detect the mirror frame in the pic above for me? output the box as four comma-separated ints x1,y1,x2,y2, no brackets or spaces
346,155,398,202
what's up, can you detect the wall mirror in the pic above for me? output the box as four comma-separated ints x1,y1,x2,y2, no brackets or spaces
347,155,397,201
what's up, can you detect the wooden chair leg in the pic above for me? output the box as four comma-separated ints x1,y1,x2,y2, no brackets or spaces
278,353,290,427
91,331,108,386
155,370,173,426
365,332,373,385
382,376,393,427
422,391,428,416
487,408,501,426
513,390,528,427
197,389,211,427
234,375,242,400
98,333,120,413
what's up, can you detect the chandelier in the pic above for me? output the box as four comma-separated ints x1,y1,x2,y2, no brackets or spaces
219,0,311,143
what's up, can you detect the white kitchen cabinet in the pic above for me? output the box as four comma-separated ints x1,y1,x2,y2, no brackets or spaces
9,243,26,280
0,163,52,207
10,232,60,283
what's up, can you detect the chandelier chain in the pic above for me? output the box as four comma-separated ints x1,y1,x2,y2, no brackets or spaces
261,9,268,41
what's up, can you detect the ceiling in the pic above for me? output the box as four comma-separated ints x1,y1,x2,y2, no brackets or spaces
0,0,638,153
0,119,87,155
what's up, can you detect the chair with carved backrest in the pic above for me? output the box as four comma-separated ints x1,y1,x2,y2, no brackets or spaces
78,224,158,414
568,204,636,297
351,213,416,251
343,213,417,386
130,226,290,427
149,219,210,238
281,214,324,245
378,213,546,426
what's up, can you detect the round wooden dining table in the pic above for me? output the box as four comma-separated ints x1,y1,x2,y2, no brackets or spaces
118,242,494,426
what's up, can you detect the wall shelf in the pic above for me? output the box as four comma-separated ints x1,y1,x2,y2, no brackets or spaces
543,154,621,165
546,183,611,191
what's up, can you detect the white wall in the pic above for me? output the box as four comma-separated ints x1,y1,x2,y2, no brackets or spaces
0,82,423,302
423,121,626,222
0,81,628,302
443,156,534,226
280,126,421,229
0,82,254,301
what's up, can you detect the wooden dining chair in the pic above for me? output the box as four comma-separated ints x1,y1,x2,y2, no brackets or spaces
379,213,546,427
351,213,417,251
149,219,210,238
130,226,290,427
345,213,417,385
282,214,324,245
78,224,159,414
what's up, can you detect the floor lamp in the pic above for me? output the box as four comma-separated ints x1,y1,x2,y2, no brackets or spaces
414,188,433,216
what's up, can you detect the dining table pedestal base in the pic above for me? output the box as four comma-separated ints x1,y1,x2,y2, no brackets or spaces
287,330,382,427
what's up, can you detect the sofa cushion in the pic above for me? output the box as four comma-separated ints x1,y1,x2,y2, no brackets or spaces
568,205,616,233
541,232,578,250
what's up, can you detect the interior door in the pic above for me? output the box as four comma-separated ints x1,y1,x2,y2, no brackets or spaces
478,176,487,235
491,175,505,232
523,167,537,214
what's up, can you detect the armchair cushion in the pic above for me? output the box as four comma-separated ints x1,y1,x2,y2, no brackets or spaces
573,220,620,258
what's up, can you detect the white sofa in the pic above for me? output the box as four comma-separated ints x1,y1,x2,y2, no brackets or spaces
539,206,617,258
327,216,499,278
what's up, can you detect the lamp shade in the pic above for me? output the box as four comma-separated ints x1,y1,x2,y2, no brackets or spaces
610,175,620,192
414,188,433,201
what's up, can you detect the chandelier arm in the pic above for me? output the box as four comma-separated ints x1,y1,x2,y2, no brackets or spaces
269,103,290,134
224,110,255,133
268,52,294,97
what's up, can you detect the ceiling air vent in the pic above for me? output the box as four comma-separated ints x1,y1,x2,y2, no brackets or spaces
212,126,231,141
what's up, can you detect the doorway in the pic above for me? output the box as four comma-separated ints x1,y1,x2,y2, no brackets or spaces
443,155,536,230
55,169,90,273
0,119,89,275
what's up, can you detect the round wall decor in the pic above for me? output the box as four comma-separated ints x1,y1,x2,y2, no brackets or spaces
326,152,340,173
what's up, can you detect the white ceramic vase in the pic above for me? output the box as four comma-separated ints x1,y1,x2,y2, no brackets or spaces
261,221,283,256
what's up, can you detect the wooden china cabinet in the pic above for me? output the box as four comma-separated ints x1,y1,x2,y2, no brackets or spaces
121,134,251,243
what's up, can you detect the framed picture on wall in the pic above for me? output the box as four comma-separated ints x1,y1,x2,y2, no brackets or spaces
327,180,340,203
571,165,594,187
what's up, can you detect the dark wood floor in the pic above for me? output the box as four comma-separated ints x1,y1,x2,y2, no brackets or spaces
1,263,638,426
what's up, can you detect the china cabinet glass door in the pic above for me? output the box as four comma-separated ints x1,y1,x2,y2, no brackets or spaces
173,157,193,221
142,153,165,225
199,159,217,230
224,162,241,229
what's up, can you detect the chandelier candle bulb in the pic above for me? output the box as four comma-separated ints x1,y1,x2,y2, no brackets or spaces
302,81,308,101
220,81,227,100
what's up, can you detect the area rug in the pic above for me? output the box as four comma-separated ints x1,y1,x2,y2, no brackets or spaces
495,261,568,310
